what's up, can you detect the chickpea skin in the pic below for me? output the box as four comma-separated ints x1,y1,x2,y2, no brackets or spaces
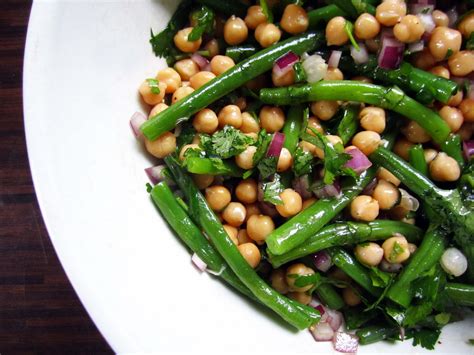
324,67,344,81
222,202,247,227
460,99,474,123
145,132,176,158
343,287,362,306
393,15,425,43
245,5,267,30
326,16,349,46
260,106,285,132
235,145,257,170
172,86,194,103
432,10,449,28
458,123,473,141
179,143,200,161
277,148,293,172
377,167,401,186
439,106,464,133
375,0,407,27
411,48,436,70
245,203,261,222
139,80,167,105
428,27,462,62
210,55,235,76
359,107,386,133
223,224,239,245
311,101,339,121
224,16,248,45
149,103,168,118
355,13,380,40
174,59,200,81
350,195,379,222
448,51,474,77
288,292,312,305
424,148,438,164
382,235,410,264
352,131,381,156
458,12,474,38
276,188,302,218
429,65,450,79
247,214,275,242
280,4,309,35
204,38,219,58
235,179,258,204
429,152,461,182
448,90,464,107
372,180,400,210
193,108,219,134
255,23,282,48
271,268,289,294
218,105,242,129
307,117,325,135
205,185,231,212
286,263,315,292
402,121,431,143
189,71,216,90
240,112,260,133
272,68,295,87
156,68,181,94
355,242,384,267
174,27,202,53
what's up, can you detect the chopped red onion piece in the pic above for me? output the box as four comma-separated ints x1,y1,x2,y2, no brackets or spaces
313,180,341,199
130,111,147,139
326,309,344,331
267,132,285,158
399,188,420,211
409,4,434,14
333,332,359,353
310,322,335,342
344,146,373,174
191,253,207,272
418,13,436,34
313,251,333,272
191,53,210,70
447,7,458,28
362,177,378,195
380,259,403,273
378,36,405,69
258,201,279,218
400,327,406,341
328,50,342,68
273,51,299,79
350,43,369,64
293,175,313,200
463,140,474,160
408,40,425,54
145,165,165,185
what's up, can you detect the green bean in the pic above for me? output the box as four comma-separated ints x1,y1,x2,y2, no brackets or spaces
196,0,248,17
325,0,376,18
283,105,304,155
225,45,257,63
445,283,474,307
315,283,345,310
408,144,428,176
308,5,346,28
337,105,360,145
185,157,243,176
142,31,324,141
356,325,399,345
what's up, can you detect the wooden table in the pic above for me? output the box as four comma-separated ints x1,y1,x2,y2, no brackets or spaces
0,1,112,353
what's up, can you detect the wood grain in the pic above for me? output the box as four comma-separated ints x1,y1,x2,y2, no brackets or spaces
0,1,113,353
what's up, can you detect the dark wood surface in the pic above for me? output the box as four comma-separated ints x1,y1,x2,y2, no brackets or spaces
0,1,113,353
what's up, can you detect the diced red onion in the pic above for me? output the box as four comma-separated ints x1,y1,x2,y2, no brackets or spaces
379,259,403,273
418,13,436,34
446,7,458,28
440,247,468,277
399,188,420,212
293,175,313,200
350,43,369,64
267,132,285,158
145,165,166,185
333,332,359,353
344,146,373,174
273,51,299,79
191,253,207,272
409,4,434,14
326,309,344,331
328,50,342,68
463,140,474,160
380,27,395,42
313,251,333,272
129,111,147,139
362,177,378,195
258,201,279,218
302,54,328,83
400,327,406,341
408,40,425,54
310,322,335,342
313,180,341,199
191,53,210,70
378,36,405,69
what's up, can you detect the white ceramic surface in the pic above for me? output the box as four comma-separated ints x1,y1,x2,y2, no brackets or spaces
23,1,473,354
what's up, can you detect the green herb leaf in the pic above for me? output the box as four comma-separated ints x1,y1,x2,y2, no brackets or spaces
434,312,451,325
389,241,405,262
259,0,273,23
406,328,441,350
403,302,433,327
369,267,392,288
344,20,360,51
189,6,215,42
176,121,196,151
293,147,314,177
146,183,153,193
262,173,284,205
258,156,278,179
146,78,161,95
200,125,254,159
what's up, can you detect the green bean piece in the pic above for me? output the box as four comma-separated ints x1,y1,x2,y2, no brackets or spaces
196,0,248,17
356,325,399,345
337,105,359,145
445,283,474,307
225,45,257,63
142,32,324,141
308,5,346,28
283,105,304,155
408,144,428,176
315,283,345,310
164,155,321,330
185,157,243,176
325,0,375,17
265,168,375,256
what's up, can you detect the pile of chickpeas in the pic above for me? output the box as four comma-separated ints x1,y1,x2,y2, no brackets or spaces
138,1,474,307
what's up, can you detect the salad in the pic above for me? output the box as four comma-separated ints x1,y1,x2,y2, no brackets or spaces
130,0,474,352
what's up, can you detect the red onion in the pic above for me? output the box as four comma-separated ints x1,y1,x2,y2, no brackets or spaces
408,4,434,14
350,43,369,64
313,180,341,199
362,177,378,195
408,40,425,54
191,253,207,272
399,327,406,341
292,175,313,200
258,201,279,218
273,51,299,79
129,111,147,139
326,309,344,331
344,146,372,174
333,332,359,353
378,36,405,69
267,132,285,158
145,165,165,185
379,259,403,273
310,322,334,342
328,50,342,68
447,7,458,28
191,53,210,70
463,140,474,160
399,188,420,211
313,251,332,272
418,13,436,34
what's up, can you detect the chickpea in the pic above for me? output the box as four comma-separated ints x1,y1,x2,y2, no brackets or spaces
355,242,384,266
224,16,248,45
460,99,474,123
429,27,462,62
424,148,438,164
411,48,436,70
353,13,380,41
174,59,199,81
193,108,218,134
299,140,317,155
149,103,168,118
189,71,216,90
448,90,464,107
172,86,194,103
139,80,166,105
324,67,344,81
276,188,302,218
429,152,461,182
236,179,258,204
458,12,474,38
359,107,386,133
432,10,449,28
156,68,181,94
307,117,325,135
402,121,431,143
439,106,464,133
191,134,201,145
350,195,379,222
210,55,235,76
245,203,261,222
218,105,242,129
259,106,285,132
223,224,239,245
375,0,406,27
277,148,293,172
382,235,410,263
458,123,473,141
372,180,400,210
245,5,267,30
179,143,200,161
377,167,401,186
393,138,414,161
342,287,362,306
192,174,214,190
352,75,373,83
310,100,339,121
255,22,282,48
287,292,312,305
234,97,247,112
280,4,308,35
448,51,474,77
145,132,176,158
429,65,450,79
326,16,349,46
272,68,295,87
302,197,317,210
222,202,247,227
247,214,275,242
204,39,219,58
408,243,417,254
352,131,381,156
271,268,289,294
205,185,231,211
174,27,202,53
237,229,252,245
314,135,343,160
238,243,261,268
286,263,315,292
329,268,352,287
393,15,425,43
235,145,257,170
240,112,260,133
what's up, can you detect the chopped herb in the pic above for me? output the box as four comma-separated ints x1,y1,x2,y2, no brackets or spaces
259,0,273,23
252,129,272,165
445,48,454,59
369,267,392,288
176,121,196,151
146,78,161,94
262,174,284,205
403,302,433,327
406,328,441,350
389,241,405,262
146,183,153,193
258,156,278,179
189,6,215,41
344,20,360,51
200,125,254,159
421,7,431,14
293,147,313,176
293,62,307,83
434,312,451,325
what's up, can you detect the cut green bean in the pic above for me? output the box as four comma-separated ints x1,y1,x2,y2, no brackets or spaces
308,5,346,28
356,325,399,345
283,105,304,155
337,105,360,145
315,283,345,310
408,144,428,176
445,283,474,307
225,45,257,63
185,157,243,176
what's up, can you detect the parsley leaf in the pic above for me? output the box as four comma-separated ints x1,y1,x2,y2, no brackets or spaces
189,6,215,42
146,78,161,94
369,267,392,288
259,0,273,23
253,129,272,165
293,147,313,177
406,328,441,350
404,302,433,327
389,241,405,262
262,173,284,205
176,121,196,151
258,156,278,179
200,125,254,159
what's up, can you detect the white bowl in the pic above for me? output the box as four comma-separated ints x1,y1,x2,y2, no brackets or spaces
23,1,473,353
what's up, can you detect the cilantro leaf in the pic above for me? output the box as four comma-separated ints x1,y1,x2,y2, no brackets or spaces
146,78,161,94
200,125,253,159
406,328,441,350
258,156,278,180
262,173,284,205
292,147,313,176
388,241,405,263
189,6,215,41
176,121,196,151
403,302,433,327
369,267,392,288
252,129,272,165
